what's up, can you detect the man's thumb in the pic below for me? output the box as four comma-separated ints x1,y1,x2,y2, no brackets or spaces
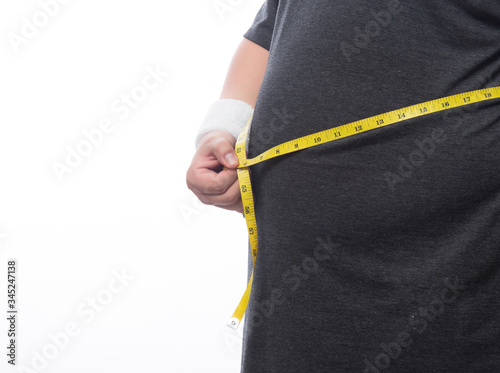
222,151,239,169
214,141,239,169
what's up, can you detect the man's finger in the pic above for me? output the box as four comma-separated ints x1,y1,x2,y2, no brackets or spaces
189,167,238,196
196,180,242,207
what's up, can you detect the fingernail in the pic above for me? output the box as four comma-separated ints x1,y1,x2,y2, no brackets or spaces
225,153,238,166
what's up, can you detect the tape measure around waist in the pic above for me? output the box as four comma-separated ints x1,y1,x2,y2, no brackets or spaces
226,86,500,330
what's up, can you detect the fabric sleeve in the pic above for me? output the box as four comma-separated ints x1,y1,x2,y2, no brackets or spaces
243,0,279,51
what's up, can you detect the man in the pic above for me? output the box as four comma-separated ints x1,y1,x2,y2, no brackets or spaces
187,1,500,371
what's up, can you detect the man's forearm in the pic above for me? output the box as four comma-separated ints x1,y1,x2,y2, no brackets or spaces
195,38,269,148
219,38,269,107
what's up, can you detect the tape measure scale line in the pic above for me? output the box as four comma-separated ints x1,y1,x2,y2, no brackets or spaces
227,121,260,330
237,168,259,261
241,87,500,168
227,86,500,330
235,122,259,264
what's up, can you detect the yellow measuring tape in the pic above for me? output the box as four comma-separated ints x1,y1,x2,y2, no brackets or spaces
226,86,500,330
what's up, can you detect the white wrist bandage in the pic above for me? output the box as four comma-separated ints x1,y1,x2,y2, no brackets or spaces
195,99,254,149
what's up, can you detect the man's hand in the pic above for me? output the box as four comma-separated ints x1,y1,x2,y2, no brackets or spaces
187,38,268,214
186,130,243,213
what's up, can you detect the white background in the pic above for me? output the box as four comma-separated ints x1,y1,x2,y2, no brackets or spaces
0,1,263,372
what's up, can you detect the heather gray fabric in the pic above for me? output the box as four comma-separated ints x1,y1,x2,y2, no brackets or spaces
239,1,500,372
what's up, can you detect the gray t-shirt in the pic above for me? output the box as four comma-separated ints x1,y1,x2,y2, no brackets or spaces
239,1,500,372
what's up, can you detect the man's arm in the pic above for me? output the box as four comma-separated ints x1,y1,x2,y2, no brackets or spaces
219,37,269,106
186,38,269,213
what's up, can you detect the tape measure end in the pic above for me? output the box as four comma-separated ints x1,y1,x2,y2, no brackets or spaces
226,317,240,330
